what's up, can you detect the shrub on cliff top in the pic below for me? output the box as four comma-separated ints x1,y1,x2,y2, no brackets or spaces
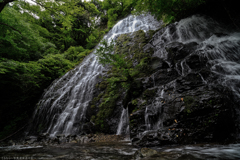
133,0,207,23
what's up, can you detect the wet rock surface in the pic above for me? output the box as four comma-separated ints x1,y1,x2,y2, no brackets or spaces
133,147,158,159
0,134,127,147
88,15,239,146
129,15,239,146
130,57,236,146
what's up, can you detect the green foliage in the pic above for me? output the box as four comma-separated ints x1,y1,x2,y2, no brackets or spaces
132,57,151,77
95,40,135,92
143,88,157,98
133,0,207,23
91,115,96,122
107,8,118,28
132,107,138,113
0,59,43,89
94,85,120,131
0,7,56,61
11,0,86,30
38,54,74,79
0,0,175,138
96,40,129,70
86,30,106,49
100,0,134,28
0,0,138,138
184,96,195,113
93,40,133,130
132,99,138,105
98,81,108,90
64,46,91,63
93,30,157,131
0,54,75,138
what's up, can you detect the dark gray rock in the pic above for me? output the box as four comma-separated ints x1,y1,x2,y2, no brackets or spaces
150,57,169,71
129,32,237,146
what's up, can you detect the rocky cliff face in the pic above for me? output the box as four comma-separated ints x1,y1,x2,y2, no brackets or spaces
24,14,240,147
92,15,239,146
129,55,236,146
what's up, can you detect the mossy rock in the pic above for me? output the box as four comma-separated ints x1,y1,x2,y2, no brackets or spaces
92,29,160,134
98,81,108,90
91,115,96,122
143,88,157,98
183,96,195,113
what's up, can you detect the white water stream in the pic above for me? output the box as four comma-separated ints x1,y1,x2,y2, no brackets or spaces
116,107,129,136
29,14,162,137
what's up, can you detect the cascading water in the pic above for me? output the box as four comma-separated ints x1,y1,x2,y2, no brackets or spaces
145,88,164,131
30,53,103,136
116,107,129,136
143,15,240,137
28,14,162,137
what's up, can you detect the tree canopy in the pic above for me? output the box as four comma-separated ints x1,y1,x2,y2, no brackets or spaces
133,0,207,23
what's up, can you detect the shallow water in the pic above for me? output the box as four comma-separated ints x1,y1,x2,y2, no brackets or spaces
157,143,240,160
1,143,240,160
0,142,137,160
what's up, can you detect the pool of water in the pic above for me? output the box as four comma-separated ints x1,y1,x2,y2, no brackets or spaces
0,143,240,160
0,142,137,160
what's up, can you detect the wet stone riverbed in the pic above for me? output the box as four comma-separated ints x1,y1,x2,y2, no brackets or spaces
0,142,240,160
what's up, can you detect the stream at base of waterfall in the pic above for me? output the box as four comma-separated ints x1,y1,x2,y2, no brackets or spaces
1,143,240,160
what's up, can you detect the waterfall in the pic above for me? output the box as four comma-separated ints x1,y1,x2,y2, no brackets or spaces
145,88,164,130
143,15,240,137
116,107,129,136
28,14,162,136
150,15,240,93
29,14,240,139
151,74,155,87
